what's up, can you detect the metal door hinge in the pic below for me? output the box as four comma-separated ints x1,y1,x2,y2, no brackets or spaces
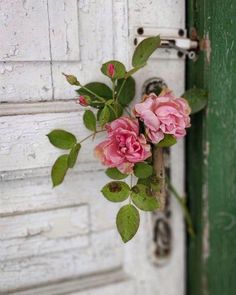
134,27,200,60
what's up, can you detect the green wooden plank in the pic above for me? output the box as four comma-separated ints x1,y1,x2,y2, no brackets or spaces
187,0,236,294
186,1,208,294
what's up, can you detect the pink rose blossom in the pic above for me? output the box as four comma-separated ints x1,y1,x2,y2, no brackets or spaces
134,90,191,144
76,95,89,107
107,63,115,78
94,117,151,174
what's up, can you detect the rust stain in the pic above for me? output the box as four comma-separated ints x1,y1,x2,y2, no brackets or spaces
190,27,211,63
200,33,211,63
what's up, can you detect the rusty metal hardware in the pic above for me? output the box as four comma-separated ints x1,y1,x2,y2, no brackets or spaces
135,27,200,60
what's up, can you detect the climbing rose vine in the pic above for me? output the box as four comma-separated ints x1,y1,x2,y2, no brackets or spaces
47,36,207,242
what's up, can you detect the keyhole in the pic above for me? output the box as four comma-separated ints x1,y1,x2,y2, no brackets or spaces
142,77,167,96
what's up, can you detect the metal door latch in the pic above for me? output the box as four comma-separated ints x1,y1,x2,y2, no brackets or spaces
135,27,199,60
160,37,198,60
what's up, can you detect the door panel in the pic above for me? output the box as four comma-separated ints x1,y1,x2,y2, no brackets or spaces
0,1,186,294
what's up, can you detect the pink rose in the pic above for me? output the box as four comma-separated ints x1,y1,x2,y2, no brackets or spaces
95,117,151,174
134,90,191,144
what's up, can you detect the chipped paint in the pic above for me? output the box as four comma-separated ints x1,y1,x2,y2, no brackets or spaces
0,1,187,293
201,33,211,63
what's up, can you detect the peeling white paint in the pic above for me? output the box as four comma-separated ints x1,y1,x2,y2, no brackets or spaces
0,0,187,294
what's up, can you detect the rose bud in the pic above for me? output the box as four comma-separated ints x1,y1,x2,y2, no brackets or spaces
76,95,90,107
62,73,80,86
107,63,115,78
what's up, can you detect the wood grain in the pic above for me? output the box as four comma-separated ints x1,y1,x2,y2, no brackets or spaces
187,0,236,294
0,229,123,294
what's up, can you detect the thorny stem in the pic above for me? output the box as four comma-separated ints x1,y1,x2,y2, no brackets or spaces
116,78,127,101
166,177,195,238
112,79,120,117
107,104,117,117
129,174,133,205
90,100,105,105
112,80,116,102
79,130,105,144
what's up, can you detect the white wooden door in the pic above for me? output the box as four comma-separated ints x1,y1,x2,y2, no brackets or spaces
0,1,186,294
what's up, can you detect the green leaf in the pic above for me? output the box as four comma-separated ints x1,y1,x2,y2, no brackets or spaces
101,181,130,202
76,82,112,108
51,155,69,187
131,184,159,211
99,105,110,126
132,36,161,68
116,204,140,243
137,176,160,191
107,103,123,121
182,88,208,114
101,60,126,79
134,162,153,179
116,77,136,106
156,134,177,147
83,110,96,131
47,129,76,150
105,167,128,180
97,109,102,121
115,103,124,118
68,143,81,168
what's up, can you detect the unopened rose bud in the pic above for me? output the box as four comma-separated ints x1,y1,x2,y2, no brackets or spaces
107,63,115,78
76,95,90,107
62,73,80,86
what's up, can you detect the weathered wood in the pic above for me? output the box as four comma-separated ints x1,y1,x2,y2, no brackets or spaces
153,147,166,211
47,0,80,61
0,0,115,102
0,62,53,102
0,229,123,294
71,280,135,295
128,0,184,28
0,112,103,172
0,0,80,62
0,204,89,261
187,0,236,294
12,269,134,295
0,170,120,233
0,0,188,293
0,0,50,61
0,100,78,116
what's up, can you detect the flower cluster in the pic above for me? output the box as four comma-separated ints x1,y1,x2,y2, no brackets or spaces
48,36,206,242
95,90,191,174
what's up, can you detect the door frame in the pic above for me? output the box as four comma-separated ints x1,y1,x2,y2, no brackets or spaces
186,0,236,294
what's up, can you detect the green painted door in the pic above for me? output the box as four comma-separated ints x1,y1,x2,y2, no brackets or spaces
187,0,236,294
